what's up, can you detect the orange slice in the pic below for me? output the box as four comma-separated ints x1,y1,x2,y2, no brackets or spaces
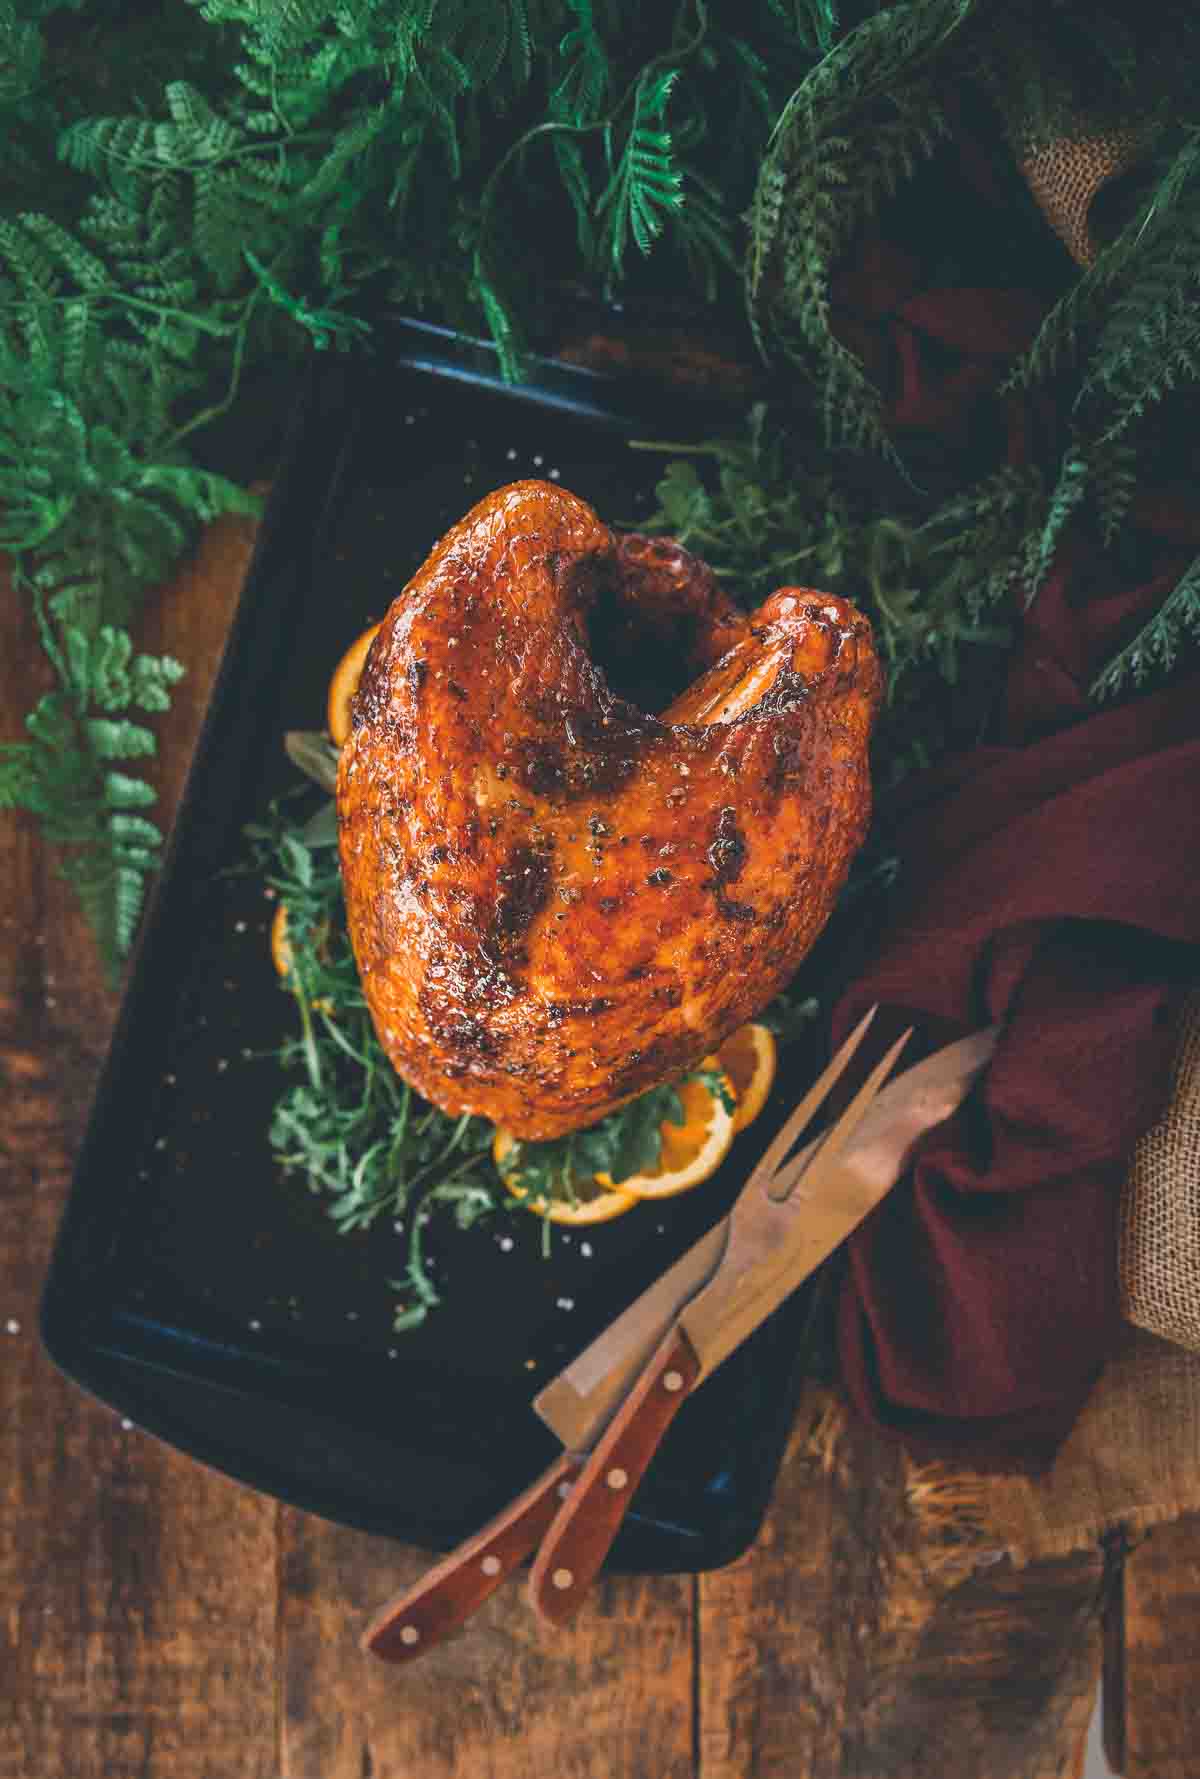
492,1130,638,1225
269,901,295,980
327,622,381,747
269,902,332,1008
598,1061,736,1200
716,1022,777,1134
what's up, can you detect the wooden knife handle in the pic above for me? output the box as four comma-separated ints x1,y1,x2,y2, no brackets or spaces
527,1324,701,1628
361,1449,584,1663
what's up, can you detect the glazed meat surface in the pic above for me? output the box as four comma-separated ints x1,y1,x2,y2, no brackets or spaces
337,481,882,1139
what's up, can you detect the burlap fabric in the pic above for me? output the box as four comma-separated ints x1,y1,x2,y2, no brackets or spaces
1018,128,1144,266
807,1324,1200,1567
1121,991,1200,1351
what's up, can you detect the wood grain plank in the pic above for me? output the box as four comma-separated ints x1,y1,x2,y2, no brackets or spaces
698,1386,1103,1779
278,1512,695,1778
1,520,280,1779
1116,1513,1200,1779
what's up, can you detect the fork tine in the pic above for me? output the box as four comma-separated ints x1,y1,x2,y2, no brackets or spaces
741,1005,879,1198
767,1025,913,1203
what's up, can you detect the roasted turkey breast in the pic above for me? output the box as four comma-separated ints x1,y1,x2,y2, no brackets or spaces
337,481,882,1139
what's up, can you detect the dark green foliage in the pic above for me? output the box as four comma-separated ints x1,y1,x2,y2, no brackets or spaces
595,68,685,283
0,195,262,975
1091,552,1200,701
745,0,970,450
744,0,1200,695
5,0,1200,973
0,0,825,965
635,407,1023,745
0,611,186,969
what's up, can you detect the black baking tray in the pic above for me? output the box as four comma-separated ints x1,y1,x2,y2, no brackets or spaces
40,325,820,1571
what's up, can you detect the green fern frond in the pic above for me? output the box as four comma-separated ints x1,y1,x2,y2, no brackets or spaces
670,167,738,302
747,52,947,455
1092,552,1200,699
553,132,595,259
84,718,156,761
914,466,1046,619
472,269,524,382
8,674,175,977
768,0,975,137
243,247,371,349
596,68,684,282
553,0,611,121
0,745,40,810
1091,437,1138,549
0,1,45,109
1022,450,1089,605
505,0,532,89
766,0,841,56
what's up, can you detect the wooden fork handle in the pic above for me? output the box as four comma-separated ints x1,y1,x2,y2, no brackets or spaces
361,1449,584,1663
528,1324,701,1627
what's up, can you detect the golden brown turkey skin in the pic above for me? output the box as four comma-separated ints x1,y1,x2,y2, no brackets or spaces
337,481,881,1139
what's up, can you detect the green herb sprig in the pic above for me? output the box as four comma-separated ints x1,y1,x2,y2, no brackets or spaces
247,790,501,1328
1,0,828,968
635,407,1021,781
248,766,812,1326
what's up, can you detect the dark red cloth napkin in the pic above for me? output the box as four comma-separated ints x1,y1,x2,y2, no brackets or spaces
825,124,1200,1470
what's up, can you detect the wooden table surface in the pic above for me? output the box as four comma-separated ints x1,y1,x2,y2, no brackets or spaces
4,508,1200,1779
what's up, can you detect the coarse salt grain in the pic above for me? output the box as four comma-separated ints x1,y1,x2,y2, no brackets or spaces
6,1318,20,1335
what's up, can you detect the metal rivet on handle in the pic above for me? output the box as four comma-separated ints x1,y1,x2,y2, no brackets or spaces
606,1467,629,1491
551,1567,574,1591
400,1625,420,1646
663,1370,684,1393
481,1555,502,1576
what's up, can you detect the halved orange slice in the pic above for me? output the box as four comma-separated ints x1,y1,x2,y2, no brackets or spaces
598,1061,737,1200
327,622,382,747
269,902,332,1005
716,1022,777,1134
269,901,295,981
492,1130,638,1225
